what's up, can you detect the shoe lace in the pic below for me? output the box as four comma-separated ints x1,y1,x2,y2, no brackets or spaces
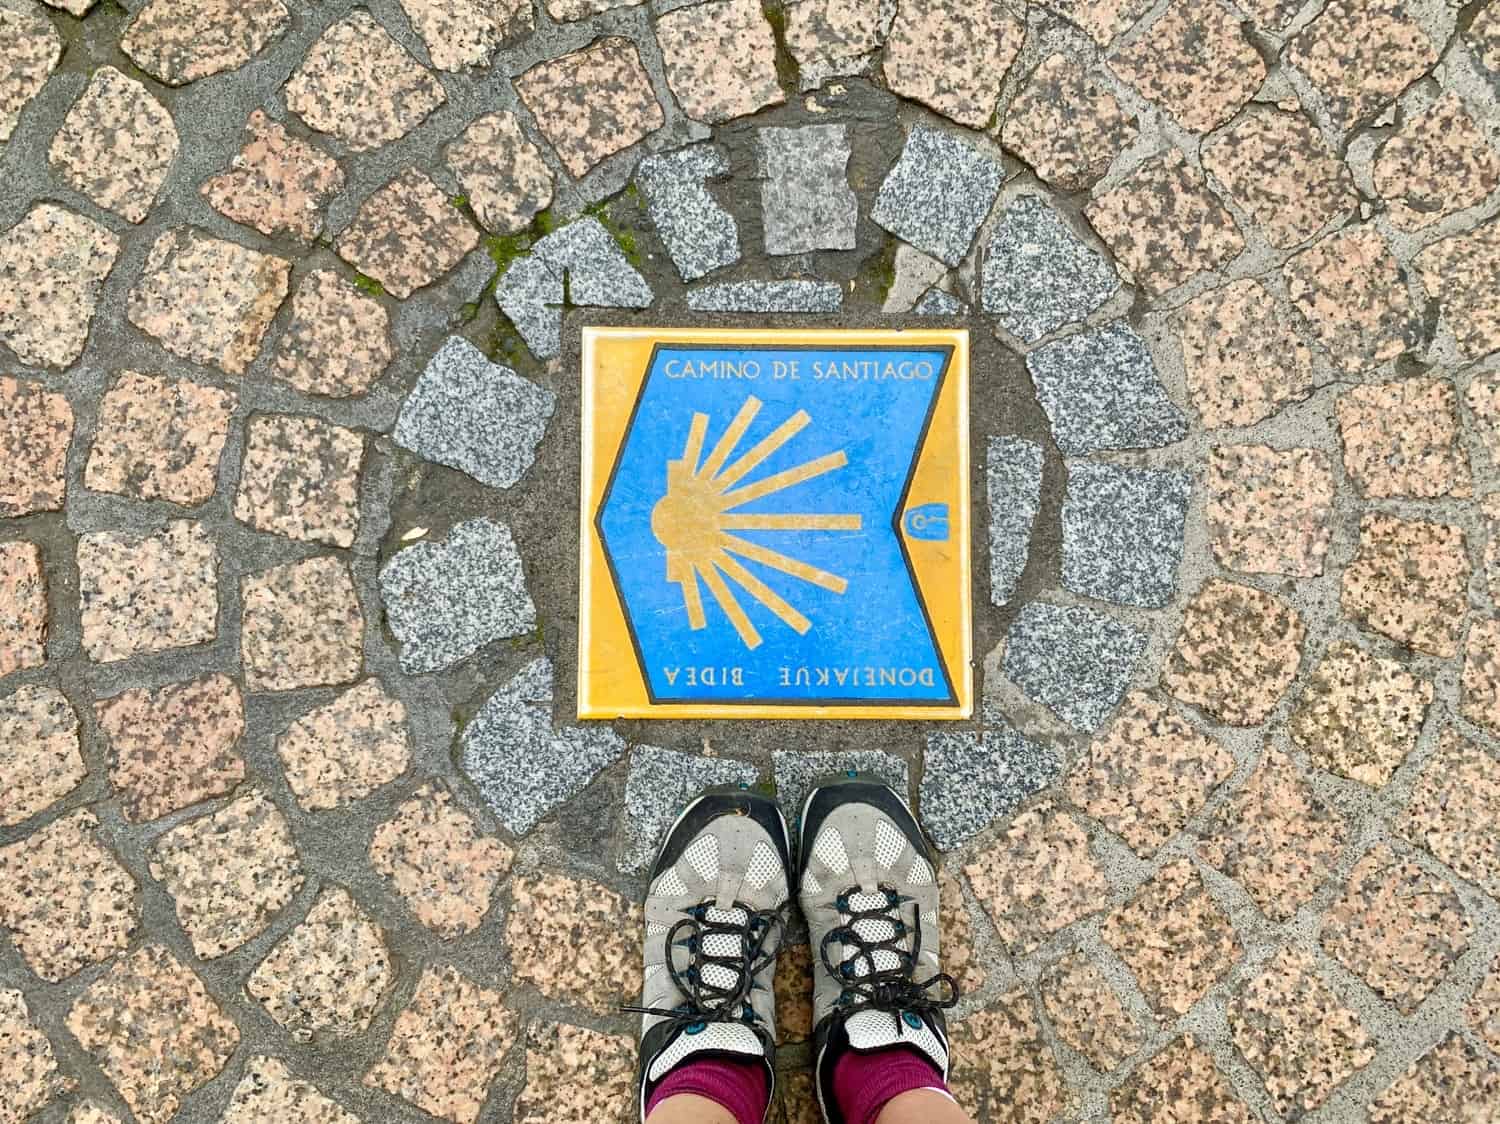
623,900,788,1034
820,886,959,1029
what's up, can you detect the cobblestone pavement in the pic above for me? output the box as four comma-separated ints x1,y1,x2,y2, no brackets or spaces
3,0,1500,1121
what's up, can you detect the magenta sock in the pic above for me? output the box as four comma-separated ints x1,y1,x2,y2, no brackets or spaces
646,1056,769,1124
832,1046,949,1124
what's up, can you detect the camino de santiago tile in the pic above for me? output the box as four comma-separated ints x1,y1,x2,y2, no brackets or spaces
579,328,972,719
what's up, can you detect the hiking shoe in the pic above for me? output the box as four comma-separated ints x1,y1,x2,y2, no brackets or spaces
629,786,793,1122
797,776,958,1123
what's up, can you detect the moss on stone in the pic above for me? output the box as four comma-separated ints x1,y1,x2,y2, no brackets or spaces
352,272,385,297
760,0,802,94
483,232,531,276
484,321,530,367
466,207,567,340
851,237,899,306
466,201,645,361
761,1,788,39
509,623,544,650
584,197,646,269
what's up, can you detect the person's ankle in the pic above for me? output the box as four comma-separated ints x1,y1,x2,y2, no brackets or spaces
832,1044,949,1124
646,1092,742,1124
644,1056,769,1124
873,1087,964,1124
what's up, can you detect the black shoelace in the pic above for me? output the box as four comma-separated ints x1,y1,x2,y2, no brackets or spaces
821,887,959,1031
623,900,788,1033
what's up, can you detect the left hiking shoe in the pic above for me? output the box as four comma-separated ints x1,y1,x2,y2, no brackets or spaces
630,787,793,1122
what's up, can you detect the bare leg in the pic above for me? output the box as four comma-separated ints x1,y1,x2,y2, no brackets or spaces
876,1088,977,1124
645,1093,739,1124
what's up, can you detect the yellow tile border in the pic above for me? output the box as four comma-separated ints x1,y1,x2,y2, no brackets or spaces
578,326,972,720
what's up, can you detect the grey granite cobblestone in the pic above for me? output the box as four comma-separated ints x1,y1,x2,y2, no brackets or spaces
618,746,760,873
495,255,564,360
494,217,653,358
460,657,628,836
884,243,947,312
379,519,536,674
541,216,654,308
986,436,1044,607
686,280,843,312
758,124,858,255
773,750,911,833
914,288,965,316
394,336,556,490
922,707,1059,851
1026,322,1189,455
982,196,1119,344
1003,600,1148,731
635,144,740,282
871,125,1002,267
1062,461,1191,609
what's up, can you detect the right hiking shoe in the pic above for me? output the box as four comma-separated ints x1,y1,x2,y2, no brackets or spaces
797,776,958,1124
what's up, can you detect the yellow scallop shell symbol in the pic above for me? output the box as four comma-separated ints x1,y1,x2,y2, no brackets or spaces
651,395,862,650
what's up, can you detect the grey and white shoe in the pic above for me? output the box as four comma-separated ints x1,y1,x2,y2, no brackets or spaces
797,776,958,1123
630,786,793,1122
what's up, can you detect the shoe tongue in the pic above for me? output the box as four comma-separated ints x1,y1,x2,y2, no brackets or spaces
699,906,749,992
844,891,904,977
843,1010,950,1076
648,1022,764,1082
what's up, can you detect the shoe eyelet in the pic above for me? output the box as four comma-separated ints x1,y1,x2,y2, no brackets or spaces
685,1021,707,1035
902,1012,923,1030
